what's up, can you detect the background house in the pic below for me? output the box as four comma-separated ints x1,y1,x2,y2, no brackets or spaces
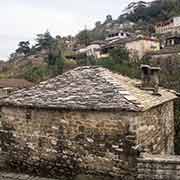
125,37,160,59
101,37,160,59
76,41,106,59
105,31,131,41
155,16,180,34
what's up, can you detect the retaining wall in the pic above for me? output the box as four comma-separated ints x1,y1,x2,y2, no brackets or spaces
137,154,180,180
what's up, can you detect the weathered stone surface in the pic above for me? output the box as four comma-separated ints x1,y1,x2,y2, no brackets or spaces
1,66,176,111
136,101,174,155
0,107,137,179
137,154,180,180
0,100,175,179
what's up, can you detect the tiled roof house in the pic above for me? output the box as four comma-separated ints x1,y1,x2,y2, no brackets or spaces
0,66,177,179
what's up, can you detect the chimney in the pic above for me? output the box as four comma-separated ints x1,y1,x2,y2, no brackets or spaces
140,65,161,95
141,65,151,88
151,67,161,95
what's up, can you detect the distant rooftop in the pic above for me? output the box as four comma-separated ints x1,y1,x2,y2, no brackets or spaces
1,66,177,111
103,36,159,49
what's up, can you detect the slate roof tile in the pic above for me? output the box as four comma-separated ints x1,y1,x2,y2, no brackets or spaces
1,66,177,111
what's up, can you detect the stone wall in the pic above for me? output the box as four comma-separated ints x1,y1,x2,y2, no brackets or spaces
0,101,175,179
137,154,180,180
136,101,174,155
0,107,137,179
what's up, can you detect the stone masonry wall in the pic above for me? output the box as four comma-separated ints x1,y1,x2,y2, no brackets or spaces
0,101,175,179
0,107,137,179
136,101,174,155
137,154,180,180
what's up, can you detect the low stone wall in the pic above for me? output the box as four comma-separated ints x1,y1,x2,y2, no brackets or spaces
137,154,180,180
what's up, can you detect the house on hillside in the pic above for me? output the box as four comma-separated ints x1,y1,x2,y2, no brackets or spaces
146,36,180,62
163,35,180,47
102,37,160,59
0,79,34,97
76,41,107,59
155,16,180,34
125,37,160,59
105,30,131,42
0,66,177,179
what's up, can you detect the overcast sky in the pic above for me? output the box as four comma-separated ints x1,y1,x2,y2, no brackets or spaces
0,0,150,60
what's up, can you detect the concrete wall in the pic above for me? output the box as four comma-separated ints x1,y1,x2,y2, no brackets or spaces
137,154,180,180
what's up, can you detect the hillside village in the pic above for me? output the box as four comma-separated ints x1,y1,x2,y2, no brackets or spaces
0,0,180,180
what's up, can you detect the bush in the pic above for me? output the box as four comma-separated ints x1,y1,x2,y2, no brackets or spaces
97,57,115,70
77,56,97,66
24,66,49,83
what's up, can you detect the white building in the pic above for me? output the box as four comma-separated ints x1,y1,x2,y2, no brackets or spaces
155,16,180,34
105,31,131,41
77,43,102,59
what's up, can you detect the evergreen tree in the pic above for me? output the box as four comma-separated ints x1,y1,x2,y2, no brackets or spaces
16,41,30,55
35,31,55,51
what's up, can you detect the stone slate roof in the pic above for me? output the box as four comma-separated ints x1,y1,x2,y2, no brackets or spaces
1,66,177,111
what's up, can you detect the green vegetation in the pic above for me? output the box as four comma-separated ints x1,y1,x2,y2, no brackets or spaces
76,28,106,46
34,31,56,51
48,46,64,76
24,66,49,83
97,47,141,79
10,31,65,82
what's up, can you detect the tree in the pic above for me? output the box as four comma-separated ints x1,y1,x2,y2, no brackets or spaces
35,31,55,51
48,39,65,76
109,47,130,64
16,41,30,55
76,29,91,46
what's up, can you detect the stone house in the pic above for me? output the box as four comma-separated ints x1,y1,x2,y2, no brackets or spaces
0,66,177,179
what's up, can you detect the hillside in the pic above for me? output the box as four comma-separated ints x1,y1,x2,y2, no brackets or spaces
76,0,180,45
